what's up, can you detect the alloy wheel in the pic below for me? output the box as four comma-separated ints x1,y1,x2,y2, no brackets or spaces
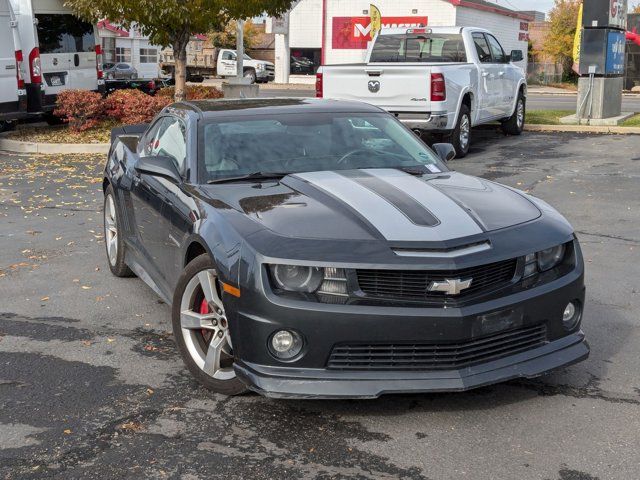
459,114,470,151
516,99,525,129
104,194,118,267
179,269,235,380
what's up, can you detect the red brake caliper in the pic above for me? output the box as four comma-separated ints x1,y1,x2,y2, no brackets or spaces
199,298,209,338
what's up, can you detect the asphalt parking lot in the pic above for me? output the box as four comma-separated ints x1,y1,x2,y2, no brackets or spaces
1,130,639,479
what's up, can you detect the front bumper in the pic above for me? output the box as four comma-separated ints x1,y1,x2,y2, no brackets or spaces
257,70,275,82
235,332,588,398
230,261,588,398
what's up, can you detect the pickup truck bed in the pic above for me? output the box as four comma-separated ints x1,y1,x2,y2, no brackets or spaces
317,26,526,158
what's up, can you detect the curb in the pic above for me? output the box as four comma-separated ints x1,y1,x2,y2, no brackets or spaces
524,124,640,134
0,135,109,154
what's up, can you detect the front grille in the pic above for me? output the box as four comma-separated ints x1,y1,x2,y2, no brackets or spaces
356,258,517,304
327,324,547,371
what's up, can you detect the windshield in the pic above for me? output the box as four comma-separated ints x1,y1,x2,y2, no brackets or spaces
370,33,467,63
199,112,446,183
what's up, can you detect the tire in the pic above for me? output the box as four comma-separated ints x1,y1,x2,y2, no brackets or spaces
172,254,248,396
103,185,134,277
0,120,16,133
501,92,525,136
448,104,471,158
131,72,138,80
44,113,64,126
243,68,257,84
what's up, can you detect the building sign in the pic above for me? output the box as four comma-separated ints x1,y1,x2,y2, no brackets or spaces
606,30,626,74
331,16,428,49
609,0,627,29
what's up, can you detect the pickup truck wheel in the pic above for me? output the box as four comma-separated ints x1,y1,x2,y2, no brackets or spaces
502,93,525,135
244,68,257,84
449,104,471,158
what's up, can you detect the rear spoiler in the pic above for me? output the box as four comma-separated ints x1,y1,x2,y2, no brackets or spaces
110,123,148,144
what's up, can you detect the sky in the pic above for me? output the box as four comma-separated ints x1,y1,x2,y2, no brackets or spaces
490,0,556,14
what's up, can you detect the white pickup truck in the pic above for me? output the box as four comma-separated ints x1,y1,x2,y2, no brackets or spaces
317,27,527,157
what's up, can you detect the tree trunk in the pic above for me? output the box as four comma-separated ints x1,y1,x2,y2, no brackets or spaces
173,28,191,102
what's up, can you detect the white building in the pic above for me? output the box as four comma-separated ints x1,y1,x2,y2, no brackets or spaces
274,0,532,80
97,21,161,79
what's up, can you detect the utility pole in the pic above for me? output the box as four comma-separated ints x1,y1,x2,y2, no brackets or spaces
236,19,244,82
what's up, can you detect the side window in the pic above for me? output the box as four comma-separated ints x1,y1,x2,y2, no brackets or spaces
472,33,492,64
486,34,507,63
221,51,235,61
143,117,188,174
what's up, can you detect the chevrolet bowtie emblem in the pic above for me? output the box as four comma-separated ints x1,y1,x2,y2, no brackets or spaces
428,278,473,295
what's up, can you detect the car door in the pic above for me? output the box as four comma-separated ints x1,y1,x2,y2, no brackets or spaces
130,117,176,279
484,33,513,116
148,117,191,284
217,50,237,76
471,32,499,121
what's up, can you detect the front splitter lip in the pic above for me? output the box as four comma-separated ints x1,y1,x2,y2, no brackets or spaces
233,332,589,399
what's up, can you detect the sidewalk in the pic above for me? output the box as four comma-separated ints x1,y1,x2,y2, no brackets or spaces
529,85,640,96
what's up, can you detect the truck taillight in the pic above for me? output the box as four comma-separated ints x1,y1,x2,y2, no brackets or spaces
315,73,323,98
430,73,446,102
28,47,41,84
15,50,25,89
95,45,103,79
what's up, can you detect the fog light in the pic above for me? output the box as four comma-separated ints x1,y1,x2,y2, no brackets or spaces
562,301,580,329
269,330,303,359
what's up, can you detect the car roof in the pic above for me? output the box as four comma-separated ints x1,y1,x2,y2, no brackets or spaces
172,98,385,118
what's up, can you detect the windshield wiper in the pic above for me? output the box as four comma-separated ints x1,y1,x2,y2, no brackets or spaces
207,171,289,184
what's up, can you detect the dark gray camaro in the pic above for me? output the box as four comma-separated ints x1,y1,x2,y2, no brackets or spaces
103,98,588,398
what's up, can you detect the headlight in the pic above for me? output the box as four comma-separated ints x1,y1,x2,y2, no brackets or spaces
256,63,265,70
270,265,323,292
269,265,348,297
523,244,567,278
537,244,566,271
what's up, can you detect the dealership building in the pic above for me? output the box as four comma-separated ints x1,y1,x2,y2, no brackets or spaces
273,0,533,80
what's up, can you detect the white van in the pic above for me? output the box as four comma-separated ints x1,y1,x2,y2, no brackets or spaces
0,0,27,131
9,0,104,117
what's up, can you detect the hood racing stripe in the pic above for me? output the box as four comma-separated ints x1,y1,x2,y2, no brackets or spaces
293,170,482,242
363,169,484,239
337,170,440,227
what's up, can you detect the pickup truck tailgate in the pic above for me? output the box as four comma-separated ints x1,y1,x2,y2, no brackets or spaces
322,64,432,113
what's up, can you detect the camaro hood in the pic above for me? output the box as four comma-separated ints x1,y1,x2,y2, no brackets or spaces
201,169,541,245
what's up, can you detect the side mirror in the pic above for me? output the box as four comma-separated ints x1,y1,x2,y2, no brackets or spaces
135,155,182,183
432,143,456,162
510,49,523,62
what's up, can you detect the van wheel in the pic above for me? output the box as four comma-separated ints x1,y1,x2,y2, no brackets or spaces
44,113,64,126
502,92,525,135
0,121,16,133
448,104,471,158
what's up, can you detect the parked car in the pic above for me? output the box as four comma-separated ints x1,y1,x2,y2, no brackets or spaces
103,98,588,399
103,62,138,80
290,55,314,75
317,26,527,157
104,78,161,96
0,0,27,132
10,0,104,120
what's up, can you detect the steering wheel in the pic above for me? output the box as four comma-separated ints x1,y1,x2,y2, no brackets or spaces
336,149,373,165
